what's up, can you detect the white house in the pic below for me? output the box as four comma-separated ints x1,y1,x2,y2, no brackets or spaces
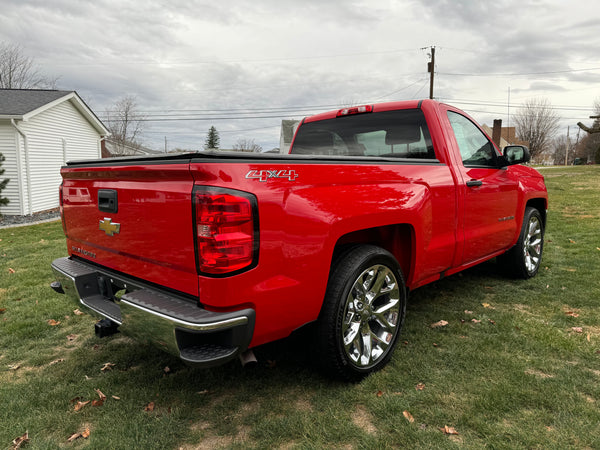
0,89,109,216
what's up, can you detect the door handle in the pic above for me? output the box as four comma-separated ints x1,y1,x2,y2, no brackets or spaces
466,179,483,187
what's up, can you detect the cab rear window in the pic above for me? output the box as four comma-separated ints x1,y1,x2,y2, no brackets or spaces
291,109,436,160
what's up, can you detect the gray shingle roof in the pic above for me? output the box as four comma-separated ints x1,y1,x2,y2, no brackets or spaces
0,89,73,116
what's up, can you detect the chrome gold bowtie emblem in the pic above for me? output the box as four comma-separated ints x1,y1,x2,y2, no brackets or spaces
99,218,120,236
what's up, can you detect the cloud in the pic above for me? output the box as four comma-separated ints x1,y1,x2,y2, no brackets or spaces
1,0,599,149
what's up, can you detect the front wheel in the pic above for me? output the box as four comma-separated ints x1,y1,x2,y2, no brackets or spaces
317,246,407,381
498,207,544,279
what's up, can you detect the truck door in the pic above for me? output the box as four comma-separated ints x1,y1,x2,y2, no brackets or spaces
446,110,519,264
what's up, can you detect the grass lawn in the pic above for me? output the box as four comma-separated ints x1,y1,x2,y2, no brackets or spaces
1,165,599,448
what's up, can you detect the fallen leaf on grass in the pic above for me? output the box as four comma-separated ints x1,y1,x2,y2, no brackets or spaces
74,400,90,412
568,239,576,244
403,411,415,423
488,319,496,325
430,320,448,328
196,390,209,396
163,366,171,374
112,395,121,400
440,425,459,435
597,247,600,251
73,309,85,316
565,311,580,318
67,428,90,442
100,362,115,372
471,319,481,324
67,432,81,442
47,319,61,326
0,308,6,314
415,383,425,391
571,327,583,333
95,389,107,401
144,401,155,412
8,268,15,274
376,390,383,397
8,364,21,371
92,399,104,407
11,431,29,449
464,310,473,315
482,303,494,309
48,358,65,366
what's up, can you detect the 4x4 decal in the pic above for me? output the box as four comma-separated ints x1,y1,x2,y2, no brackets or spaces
245,169,298,182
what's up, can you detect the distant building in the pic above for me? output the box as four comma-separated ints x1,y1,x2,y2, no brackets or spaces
279,120,300,154
0,89,109,216
102,138,163,157
482,121,529,150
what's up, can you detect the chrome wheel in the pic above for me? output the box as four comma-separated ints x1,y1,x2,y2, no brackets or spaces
342,264,401,368
523,215,543,274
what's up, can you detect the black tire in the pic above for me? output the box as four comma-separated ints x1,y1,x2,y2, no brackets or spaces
498,207,544,279
317,245,407,381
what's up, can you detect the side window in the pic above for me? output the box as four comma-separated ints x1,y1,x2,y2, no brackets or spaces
447,111,497,167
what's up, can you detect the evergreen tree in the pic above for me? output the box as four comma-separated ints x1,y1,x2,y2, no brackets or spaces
204,126,220,150
0,152,10,214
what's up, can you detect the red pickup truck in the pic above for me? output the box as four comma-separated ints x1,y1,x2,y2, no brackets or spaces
51,100,547,380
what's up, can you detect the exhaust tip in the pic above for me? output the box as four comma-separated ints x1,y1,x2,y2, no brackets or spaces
239,349,258,368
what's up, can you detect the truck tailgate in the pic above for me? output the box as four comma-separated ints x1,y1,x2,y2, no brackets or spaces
61,162,198,297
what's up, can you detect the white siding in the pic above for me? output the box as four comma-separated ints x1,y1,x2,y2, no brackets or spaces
0,122,22,215
19,100,102,214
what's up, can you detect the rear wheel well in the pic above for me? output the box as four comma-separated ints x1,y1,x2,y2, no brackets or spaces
332,224,413,281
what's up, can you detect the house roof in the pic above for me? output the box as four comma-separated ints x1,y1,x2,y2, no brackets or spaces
0,89,109,136
0,89,72,115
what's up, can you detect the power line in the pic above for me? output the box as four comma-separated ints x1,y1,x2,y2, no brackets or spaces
438,67,600,78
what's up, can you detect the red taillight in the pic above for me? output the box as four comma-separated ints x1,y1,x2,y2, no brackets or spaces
194,187,258,275
336,105,373,117
59,183,67,235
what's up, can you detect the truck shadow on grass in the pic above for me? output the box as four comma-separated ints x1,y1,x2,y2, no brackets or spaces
92,258,512,384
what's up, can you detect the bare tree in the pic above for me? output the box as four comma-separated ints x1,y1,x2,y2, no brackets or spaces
233,138,263,153
0,42,58,89
513,98,561,161
551,135,569,165
105,96,145,155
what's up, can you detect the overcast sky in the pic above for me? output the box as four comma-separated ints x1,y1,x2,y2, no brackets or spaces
2,0,600,151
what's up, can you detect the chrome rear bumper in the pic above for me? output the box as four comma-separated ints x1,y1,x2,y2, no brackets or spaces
51,257,255,367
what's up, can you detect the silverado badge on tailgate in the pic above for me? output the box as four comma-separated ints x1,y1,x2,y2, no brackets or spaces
99,218,120,236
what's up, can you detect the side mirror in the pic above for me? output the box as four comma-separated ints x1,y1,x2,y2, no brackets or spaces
503,145,530,165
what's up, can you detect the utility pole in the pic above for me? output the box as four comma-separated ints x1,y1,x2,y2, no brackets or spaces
164,136,168,154
507,86,511,140
427,46,435,100
565,126,570,166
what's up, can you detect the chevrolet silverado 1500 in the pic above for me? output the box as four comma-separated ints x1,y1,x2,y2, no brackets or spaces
51,100,547,380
